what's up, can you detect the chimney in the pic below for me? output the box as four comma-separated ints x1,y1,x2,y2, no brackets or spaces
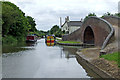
67,16,69,21
65,17,67,22
65,16,70,22
60,17,62,27
80,18,83,22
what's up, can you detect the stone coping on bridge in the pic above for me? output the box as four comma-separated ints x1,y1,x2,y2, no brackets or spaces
76,48,120,79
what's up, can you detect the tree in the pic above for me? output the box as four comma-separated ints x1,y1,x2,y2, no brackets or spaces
2,1,37,38
49,25,64,37
55,28,62,37
26,16,37,32
37,30,47,37
50,25,59,34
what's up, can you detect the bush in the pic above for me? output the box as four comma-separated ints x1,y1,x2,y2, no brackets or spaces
16,36,26,42
3,35,17,44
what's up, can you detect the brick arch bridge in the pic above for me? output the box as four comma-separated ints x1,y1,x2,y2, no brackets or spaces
62,16,115,48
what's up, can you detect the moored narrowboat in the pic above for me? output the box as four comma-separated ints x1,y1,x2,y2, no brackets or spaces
26,35,37,42
45,35,56,46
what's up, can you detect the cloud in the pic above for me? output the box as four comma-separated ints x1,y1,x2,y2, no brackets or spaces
6,0,119,31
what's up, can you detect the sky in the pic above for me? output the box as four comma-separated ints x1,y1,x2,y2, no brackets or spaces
5,0,120,31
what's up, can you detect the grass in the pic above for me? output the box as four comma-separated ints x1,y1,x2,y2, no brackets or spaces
100,52,120,67
56,38,62,41
57,40,81,44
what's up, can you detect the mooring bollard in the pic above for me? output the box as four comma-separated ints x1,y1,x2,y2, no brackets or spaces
100,50,106,56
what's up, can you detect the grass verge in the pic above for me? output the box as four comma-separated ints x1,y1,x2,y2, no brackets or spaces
100,52,120,68
56,38,62,41
57,41,81,44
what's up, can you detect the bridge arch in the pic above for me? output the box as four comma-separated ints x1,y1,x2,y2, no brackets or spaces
62,16,114,47
84,26,94,44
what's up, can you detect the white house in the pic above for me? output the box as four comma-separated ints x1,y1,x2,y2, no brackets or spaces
61,16,82,34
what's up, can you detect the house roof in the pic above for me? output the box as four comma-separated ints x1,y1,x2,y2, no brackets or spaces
61,21,82,27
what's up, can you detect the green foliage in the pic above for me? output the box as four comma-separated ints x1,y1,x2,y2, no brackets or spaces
57,41,81,44
37,25,64,38
2,35,26,44
50,25,59,34
49,25,64,37
2,35,17,44
54,28,62,37
26,16,37,32
16,36,26,42
2,1,37,36
100,52,120,67
0,2,2,33
84,13,96,20
37,30,47,38
1,1,37,43
101,12,113,18
2,1,26,36
114,13,120,17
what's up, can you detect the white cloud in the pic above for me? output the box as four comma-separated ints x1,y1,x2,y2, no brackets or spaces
5,0,120,31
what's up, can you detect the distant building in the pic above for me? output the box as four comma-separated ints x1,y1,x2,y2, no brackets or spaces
61,16,82,34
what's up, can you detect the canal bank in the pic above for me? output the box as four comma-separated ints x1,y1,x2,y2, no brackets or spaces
56,41,94,46
76,48,120,79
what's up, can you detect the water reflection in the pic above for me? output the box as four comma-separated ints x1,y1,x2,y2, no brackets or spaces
2,39,100,78
46,43,55,46
59,46,101,78
26,42,37,46
2,41,37,54
60,46,78,59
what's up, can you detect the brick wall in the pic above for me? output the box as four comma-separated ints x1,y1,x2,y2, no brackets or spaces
62,17,113,47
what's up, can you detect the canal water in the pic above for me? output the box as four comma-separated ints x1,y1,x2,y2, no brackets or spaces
2,39,100,78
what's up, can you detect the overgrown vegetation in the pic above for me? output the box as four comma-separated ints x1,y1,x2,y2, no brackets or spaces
101,12,113,18
84,12,120,20
101,12,120,18
100,52,120,68
2,1,37,44
84,13,96,20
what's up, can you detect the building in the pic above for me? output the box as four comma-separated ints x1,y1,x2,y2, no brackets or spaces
61,16,82,34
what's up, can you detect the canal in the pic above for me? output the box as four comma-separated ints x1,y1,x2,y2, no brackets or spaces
2,39,100,78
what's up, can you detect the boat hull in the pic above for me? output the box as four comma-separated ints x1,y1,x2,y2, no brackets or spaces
26,40,37,42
